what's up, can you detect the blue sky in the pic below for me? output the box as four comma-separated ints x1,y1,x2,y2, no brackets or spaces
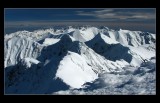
5,8,156,33
5,9,98,21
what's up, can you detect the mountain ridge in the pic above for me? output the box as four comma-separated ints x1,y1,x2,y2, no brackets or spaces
4,26,156,94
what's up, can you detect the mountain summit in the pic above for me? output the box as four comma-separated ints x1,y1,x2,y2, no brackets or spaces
4,26,156,94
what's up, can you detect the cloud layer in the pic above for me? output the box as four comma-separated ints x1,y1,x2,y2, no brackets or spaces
77,8,155,21
5,8,156,34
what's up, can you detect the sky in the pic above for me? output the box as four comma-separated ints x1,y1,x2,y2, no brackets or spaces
4,8,156,33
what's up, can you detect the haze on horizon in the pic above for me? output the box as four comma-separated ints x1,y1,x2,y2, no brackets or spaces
4,8,156,34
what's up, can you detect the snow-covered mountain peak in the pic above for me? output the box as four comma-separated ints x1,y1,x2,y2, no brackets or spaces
4,26,156,94
4,35,43,67
106,29,156,47
71,29,85,42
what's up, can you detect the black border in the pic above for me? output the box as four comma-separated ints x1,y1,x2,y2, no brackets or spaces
2,0,159,101
3,0,159,8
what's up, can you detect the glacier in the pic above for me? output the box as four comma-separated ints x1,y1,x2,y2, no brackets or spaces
4,26,156,94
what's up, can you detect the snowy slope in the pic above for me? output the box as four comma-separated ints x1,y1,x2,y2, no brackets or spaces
79,27,99,41
42,38,60,46
4,26,156,94
55,40,129,88
54,57,156,95
5,26,155,45
4,35,43,68
72,29,86,42
86,33,155,67
55,34,130,88
56,51,98,89
106,29,156,47
4,33,130,92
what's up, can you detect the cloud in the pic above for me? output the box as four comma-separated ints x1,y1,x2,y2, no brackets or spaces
94,9,114,14
76,9,155,21
4,9,156,34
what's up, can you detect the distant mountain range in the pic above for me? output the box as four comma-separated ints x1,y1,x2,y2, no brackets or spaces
4,26,156,94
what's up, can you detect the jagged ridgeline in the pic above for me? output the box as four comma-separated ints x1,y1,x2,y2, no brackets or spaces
4,26,156,94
